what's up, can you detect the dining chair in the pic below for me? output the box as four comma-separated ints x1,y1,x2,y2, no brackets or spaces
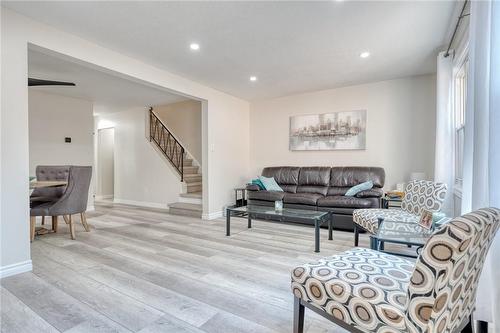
352,180,447,246
291,207,499,333
30,166,92,240
30,165,70,225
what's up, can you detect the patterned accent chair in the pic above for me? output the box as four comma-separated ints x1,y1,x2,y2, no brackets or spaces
352,180,447,246
291,207,500,333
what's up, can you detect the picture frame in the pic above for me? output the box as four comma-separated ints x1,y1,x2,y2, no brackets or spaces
418,209,434,229
289,110,367,151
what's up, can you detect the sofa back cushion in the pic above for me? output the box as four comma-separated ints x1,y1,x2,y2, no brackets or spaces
296,167,330,196
262,166,300,193
329,167,385,188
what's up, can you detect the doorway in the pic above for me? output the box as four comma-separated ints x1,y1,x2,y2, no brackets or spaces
96,127,115,201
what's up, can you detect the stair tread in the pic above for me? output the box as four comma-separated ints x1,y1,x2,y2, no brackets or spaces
186,181,202,186
169,202,202,211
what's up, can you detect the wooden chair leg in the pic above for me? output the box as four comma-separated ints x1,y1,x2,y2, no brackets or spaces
80,212,90,232
293,297,305,333
30,216,36,242
68,215,76,240
41,216,45,225
52,216,58,232
63,215,70,224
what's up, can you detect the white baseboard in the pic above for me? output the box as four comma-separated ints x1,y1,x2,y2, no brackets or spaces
202,211,223,220
0,260,32,279
87,205,95,212
113,198,168,210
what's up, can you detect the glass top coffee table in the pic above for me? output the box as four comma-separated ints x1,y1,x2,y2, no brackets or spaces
370,218,449,257
226,205,332,253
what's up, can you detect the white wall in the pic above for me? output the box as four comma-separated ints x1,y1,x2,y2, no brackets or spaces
154,100,202,165
28,90,95,208
249,75,437,189
96,108,181,208
1,8,249,276
96,127,114,198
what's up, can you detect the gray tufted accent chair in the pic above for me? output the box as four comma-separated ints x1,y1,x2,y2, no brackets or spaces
30,166,92,240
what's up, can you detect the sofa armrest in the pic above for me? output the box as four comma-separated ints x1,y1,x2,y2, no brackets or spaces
356,188,383,198
246,184,261,191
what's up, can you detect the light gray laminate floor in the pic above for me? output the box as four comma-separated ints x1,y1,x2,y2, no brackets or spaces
1,203,410,333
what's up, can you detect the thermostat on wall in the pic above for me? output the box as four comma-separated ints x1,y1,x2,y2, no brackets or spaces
65,137,72,143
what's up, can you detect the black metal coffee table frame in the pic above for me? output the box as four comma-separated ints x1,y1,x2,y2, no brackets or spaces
225,206,333,253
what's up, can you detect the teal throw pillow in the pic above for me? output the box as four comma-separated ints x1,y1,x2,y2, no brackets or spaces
258,176,283,192
345,181,373,196
251,178,265,190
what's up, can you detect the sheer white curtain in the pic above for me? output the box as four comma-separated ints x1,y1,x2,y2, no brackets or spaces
461,0,500,328
434,52,454,217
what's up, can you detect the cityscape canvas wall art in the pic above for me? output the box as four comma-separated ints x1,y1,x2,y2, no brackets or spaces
289,110,367,150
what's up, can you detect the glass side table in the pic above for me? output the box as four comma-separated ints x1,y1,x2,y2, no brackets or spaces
370,217,450,258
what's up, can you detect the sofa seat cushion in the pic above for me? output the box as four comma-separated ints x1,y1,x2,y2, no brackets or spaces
353,208,419,234
355,188,383,198
317,196,373,209
247,190,285,202
291,248,414,332
283,193,323,206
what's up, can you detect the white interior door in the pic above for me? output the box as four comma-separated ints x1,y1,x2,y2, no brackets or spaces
97,128,114,199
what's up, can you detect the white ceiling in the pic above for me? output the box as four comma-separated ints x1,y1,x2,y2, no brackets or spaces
7,1,455,101
28,49,188,114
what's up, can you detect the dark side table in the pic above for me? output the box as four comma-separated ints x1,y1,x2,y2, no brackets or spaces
381,195,402,209
234,187,247,207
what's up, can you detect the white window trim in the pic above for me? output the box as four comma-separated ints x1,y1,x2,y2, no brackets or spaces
451,43,469,199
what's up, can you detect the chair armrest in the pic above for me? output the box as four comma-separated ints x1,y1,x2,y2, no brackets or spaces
356,188,383,198
246,184,261,191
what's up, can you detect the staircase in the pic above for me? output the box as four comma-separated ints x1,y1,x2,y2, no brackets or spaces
149,108,202,217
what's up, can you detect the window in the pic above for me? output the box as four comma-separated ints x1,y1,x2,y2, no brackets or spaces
454,58,468,188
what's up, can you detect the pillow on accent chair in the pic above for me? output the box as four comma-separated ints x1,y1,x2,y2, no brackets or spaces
258,176,284,192
345,180,373,196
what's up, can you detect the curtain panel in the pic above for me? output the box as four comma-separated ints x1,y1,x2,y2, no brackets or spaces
434,52,454,217
461,0,500,327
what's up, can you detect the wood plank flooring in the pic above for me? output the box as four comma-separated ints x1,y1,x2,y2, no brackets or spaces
1,203,412,333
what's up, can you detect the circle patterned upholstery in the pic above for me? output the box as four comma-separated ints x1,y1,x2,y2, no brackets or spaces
406,207,500,333
292,248,413,332
401,180,447,216
291,208,500,333
353,208,418,234
353,180,447,235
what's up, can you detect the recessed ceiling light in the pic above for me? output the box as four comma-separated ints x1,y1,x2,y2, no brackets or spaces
190,43,200,51
360,51,370,58
249,76,258,82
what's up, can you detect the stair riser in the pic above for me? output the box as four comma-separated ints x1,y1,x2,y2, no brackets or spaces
183,167,199,174
184,176,202,183
187,184,202,193
169,207,202,218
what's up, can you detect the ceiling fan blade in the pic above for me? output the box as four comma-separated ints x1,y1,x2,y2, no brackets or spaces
28,78,76,87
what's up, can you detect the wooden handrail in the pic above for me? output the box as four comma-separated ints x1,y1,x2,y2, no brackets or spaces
149,107,185,181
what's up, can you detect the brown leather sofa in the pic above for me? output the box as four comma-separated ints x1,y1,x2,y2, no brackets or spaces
246,166,385,231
